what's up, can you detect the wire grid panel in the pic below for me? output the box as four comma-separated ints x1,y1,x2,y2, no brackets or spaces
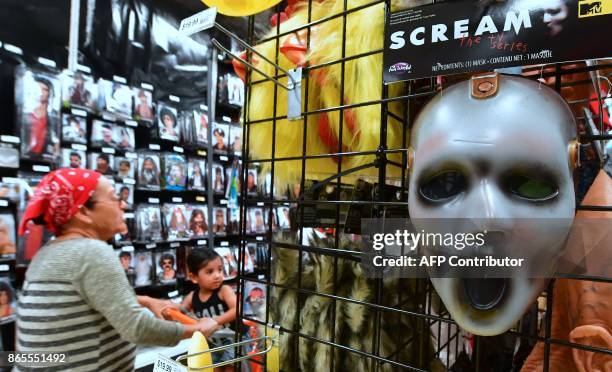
232,1,612,371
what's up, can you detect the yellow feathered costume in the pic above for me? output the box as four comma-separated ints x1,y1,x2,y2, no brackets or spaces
239,0,408,188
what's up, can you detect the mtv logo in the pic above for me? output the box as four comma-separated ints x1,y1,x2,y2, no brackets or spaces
579,1,602,15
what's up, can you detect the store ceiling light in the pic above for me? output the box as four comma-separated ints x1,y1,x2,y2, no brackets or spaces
202,0,282,16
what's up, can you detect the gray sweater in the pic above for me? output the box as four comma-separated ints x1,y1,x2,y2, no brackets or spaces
16,238,184,371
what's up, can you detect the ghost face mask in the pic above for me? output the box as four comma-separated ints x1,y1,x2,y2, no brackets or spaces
408,74,577,336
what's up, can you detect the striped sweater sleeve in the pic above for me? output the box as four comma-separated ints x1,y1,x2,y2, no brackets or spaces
74,241,184,346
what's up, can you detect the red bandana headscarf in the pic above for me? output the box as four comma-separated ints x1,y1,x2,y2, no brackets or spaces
18,168,101,236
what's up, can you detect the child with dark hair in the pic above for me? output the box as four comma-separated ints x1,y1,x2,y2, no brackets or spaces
182,249,238,371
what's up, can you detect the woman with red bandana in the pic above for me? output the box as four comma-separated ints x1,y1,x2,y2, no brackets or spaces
15,169,220,371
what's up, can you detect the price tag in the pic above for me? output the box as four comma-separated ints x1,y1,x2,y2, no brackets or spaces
222,116,231,123
169,95,180,103
172,197,183,203
102,147,115,154
126,152,138,159
220,241,229,247
37,57,57,68
126,120,138,127
4,43,23,55
1,177,19,183
71,143,87,151
196,196,206,202
256,236,265,241
149,144,161,151
0,264,9,272
153,355,187,372
124,213,135,219
219,156,229,161
179,7,217,36
122,246,134,252
0,200,8,207
102,113,115,121
168,290,179,298
200,104,208,111
257,202,264,207
76,64,92,74
146,243,157,249
124,178,136,185
220,200,228,205
170,242,180,248
141,83,154,90
173,146,184,153
258,274,265,280
71,108,88,117
0,135,20,144
113,75,127,84
33,165,50,173
148,198,160,204
197,240,207,246
197,150,206,157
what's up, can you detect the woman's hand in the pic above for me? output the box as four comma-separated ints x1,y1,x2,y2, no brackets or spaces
137,295,177,319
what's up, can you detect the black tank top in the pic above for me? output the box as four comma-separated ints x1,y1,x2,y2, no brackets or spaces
191,288,248,333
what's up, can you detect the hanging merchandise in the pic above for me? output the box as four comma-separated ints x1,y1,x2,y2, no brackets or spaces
155,249,178,284
162,153,187,191
134,251,153,287
60,113,87,144
15,66,61,163
137,152,161,190
407,73,578,336
187,157,207,191
233,0,406,186
157,104,180,142
60,70,97,111
96,78,133,120
187,204,209,238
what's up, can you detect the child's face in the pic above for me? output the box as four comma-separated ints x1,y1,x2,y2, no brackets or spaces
191,257,224,290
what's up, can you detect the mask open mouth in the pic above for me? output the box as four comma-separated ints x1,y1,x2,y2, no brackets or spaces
463,278,508,310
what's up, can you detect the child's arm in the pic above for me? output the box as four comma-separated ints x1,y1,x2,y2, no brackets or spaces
213,285,237,326
181,291,194,312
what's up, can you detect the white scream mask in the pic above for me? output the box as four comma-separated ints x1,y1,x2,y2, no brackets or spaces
408,73,578,336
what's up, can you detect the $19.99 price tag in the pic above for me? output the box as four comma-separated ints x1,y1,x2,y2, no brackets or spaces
153,355,186,372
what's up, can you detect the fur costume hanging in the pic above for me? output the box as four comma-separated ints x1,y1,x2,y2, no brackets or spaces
237,0,411,188
270,232,445,371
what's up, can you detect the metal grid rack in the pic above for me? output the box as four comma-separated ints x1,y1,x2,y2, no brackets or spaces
230,1,612,371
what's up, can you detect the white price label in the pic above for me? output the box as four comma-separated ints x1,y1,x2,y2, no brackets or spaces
148,198,160,204
33,165,50,173
126,152,138,159
222,116,231,123
122,246,134,252
0,264,9,271
200,104,208,111
124,178,136,185
76,64,91,73
0,200,8,207
102,114,115,121
37,57,57,68
146,243,157,249
169,95,180,103
102,147,115,154
126,120,138,127
124,213,135,219
113,75,127,84
197,240,207,246
172,197,183,203
256,236,264,241
0,135,20,144
173,146,184,153
219,156,229,161
170,242,180,248
179,7,217,36
149,144,161,151
220,199,228,205
220,241,229,247
71,108,88,117
4,43,23,55
141,82,154,90
153,355,187,372
257,202,264,207
168,290,179,298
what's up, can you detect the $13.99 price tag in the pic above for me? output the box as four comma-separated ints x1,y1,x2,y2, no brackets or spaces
153,355,186,372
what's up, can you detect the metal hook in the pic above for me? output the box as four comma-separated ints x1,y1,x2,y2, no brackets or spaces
211,39,292,91
213,22,297,87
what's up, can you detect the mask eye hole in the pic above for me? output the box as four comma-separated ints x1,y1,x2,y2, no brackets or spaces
420,170,467,202
506,175,558,201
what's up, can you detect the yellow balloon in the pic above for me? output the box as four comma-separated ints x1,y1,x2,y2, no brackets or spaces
187,332,214,372
202,0,282,17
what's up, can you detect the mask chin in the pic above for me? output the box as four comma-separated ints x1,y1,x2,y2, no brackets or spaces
431,277,546,336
